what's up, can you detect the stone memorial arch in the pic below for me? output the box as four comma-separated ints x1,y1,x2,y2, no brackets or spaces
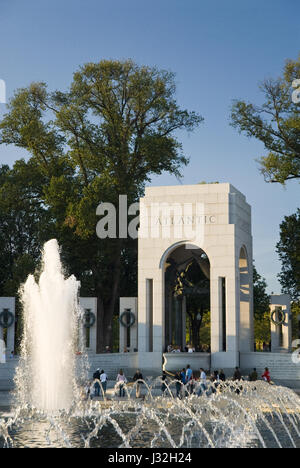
137,183,254,372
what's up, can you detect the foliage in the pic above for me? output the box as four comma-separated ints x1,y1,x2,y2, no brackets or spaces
0,59,203,351
231,54,300,184
253,264,271,348
0,161,53,296
277,209,300,300
254,312,271,350
198,311,211,348
291,301,300,341
253,264,270,320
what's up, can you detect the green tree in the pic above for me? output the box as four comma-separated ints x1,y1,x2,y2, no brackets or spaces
276,209,300,300
291,301,300,341
231,54,300,184
0,59,203,352
0,161,53,295
253,264,270,320
0,161,54,351
253,264,271,349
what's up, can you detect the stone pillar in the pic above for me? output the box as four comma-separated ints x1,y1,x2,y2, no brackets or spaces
0,338,5,363
239,247,253,353
119,297,138,352
146,280,153,352
182,296,187,350
137,275,147,353
210,273,223,354
211,267,240,369
79,297,97,353
0,316,3,344
225,270,240,367
270,294,292,353
0,298,15,357
152,272,164,354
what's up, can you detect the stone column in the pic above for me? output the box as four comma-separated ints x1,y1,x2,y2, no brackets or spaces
270,294,292,353
225,270,240,367
210,273,222,354
182,296,187,350
239,247,253,353
79,297,97,353
211,270,240,370
137,275,147,353
0,298,15,357
0,322,4,363
146,279,153,352
270,307,280,352
137,270,164,373
152,273,164,353
119,297,138,352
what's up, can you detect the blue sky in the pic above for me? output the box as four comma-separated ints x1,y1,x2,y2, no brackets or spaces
0,0,299,293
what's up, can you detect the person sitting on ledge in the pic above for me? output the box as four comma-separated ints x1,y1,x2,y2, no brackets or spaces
262,367,271,383
219,369,226,382
233,367,242,381
249,368,258,382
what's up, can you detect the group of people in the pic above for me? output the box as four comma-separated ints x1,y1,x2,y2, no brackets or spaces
166,344,211,353
85,368,144,400
249,367,271,383
163,365,272,398
163,366,226,398
84,368,108,399
222,366,271,383
85,364,272,401
115,369,144,398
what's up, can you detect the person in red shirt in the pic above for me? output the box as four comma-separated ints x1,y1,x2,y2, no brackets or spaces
262,368,271,383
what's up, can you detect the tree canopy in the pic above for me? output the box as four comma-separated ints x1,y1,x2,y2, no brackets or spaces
253,264,270,320
253,264,271,349
0,59,203,351
231,54,300,184
277,209,300,300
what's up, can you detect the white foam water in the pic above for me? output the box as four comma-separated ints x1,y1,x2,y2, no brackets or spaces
16,239,81,412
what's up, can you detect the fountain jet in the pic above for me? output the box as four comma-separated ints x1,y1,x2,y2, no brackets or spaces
17,239,81,412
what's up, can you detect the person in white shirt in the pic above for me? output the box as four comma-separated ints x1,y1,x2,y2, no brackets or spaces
100,369,108,395
198,368,207,395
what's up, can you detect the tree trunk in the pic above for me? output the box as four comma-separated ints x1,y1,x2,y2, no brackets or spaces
95,240,123,353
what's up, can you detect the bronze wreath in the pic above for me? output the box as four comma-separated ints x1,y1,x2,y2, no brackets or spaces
270,309,286,326
0,309,15,328
84,309,96,328
119,310,136,328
